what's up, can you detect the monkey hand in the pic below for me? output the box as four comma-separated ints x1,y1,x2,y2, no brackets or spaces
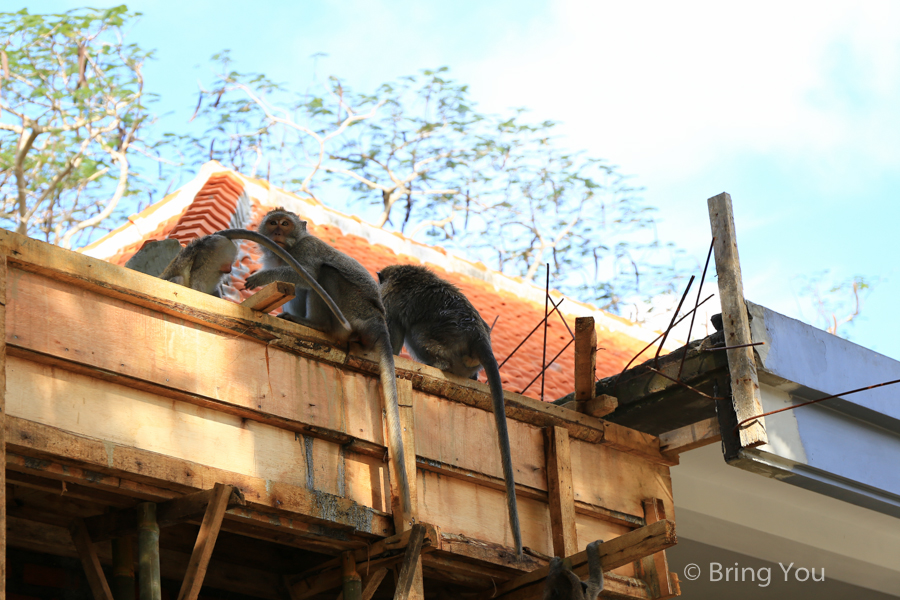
244,271,272,290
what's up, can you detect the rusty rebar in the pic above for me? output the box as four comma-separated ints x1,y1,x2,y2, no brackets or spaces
612,294,715,385
498,298,566,369
646,366,724,400
541,264,550,401
520,338,575,395
704,341,765,352
677,237,715,381
733,377,900,434
655,275,695,369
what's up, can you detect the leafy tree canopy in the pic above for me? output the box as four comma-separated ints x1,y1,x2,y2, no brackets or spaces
190,54,687,313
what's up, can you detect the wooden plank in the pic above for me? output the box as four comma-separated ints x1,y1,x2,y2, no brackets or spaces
69,519,116,600
392,378,425,599
177,483,233,600
478,519,677,600
393,524,426,600
602,421,677,467
241,281,295,313
582,395,618,419
4,240,632,455
544,426,577,558
0,249,6,600
6,415,393,538
640,499,672,599
707,192,767,448
574,317,597,402
659,417,721,458
389,378,418,531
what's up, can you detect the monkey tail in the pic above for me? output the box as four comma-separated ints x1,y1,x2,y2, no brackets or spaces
215,229,352,332
477,339,523,557
374,329,414,528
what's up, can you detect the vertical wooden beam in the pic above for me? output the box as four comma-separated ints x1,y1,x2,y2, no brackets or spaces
641,499,676,600
392,525,426,600
0,250,6,600
70,519,115,600
112,536,136,600
177,483,233,600
707,192,767,448
544,426,577,558
136,503,161,600
341,552,362,600
385,378,425,599
574,317,597,402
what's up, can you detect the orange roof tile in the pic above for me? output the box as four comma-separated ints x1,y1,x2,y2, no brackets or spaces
99,167,658,402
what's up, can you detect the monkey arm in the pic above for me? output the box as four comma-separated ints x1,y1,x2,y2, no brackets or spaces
216,229,351,332
583,540,604,600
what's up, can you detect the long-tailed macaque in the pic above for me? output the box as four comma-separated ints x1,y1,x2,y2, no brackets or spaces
161,228,352,331
543,541,604,600
376,264,522,556
159,235,237,297
234,209,413,524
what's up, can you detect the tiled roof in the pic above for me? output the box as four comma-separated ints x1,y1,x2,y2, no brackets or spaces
83,163,664,401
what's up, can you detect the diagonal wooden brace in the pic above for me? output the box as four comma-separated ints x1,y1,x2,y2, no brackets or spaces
177,483,235,600
70,519,115,600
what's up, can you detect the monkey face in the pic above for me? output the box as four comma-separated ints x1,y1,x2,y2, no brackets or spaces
263,213,296,248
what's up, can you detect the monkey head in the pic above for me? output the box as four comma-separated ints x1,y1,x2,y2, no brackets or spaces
258,208,306,248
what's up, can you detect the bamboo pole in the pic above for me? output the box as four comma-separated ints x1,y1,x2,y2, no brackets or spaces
341,552,362,600
137,503,161,600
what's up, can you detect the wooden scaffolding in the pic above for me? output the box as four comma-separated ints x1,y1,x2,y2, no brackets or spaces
0,230,680,599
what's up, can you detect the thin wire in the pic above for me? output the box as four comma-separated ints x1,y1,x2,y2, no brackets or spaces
733,377,900,434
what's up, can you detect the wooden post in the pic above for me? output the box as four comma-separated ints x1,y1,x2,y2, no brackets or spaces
392,524,426,600
341,552,362,600
0,250,6,600
544,426,577,558
707,192,767,448
70,519,115,600
177,483,233,600
112,536,136,600
136,503,161,600
574,317,597,402
385,378,425,599
640,499,674,599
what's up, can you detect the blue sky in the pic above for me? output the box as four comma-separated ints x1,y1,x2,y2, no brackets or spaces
30,1,900,361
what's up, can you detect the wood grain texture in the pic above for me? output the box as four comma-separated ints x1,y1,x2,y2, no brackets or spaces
241,281,295,313
659,417,721,457
177,483,233,600
69,519,115,600
544,426,577,558
574,317,597,402
640,499,672,598
707,192,767,447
